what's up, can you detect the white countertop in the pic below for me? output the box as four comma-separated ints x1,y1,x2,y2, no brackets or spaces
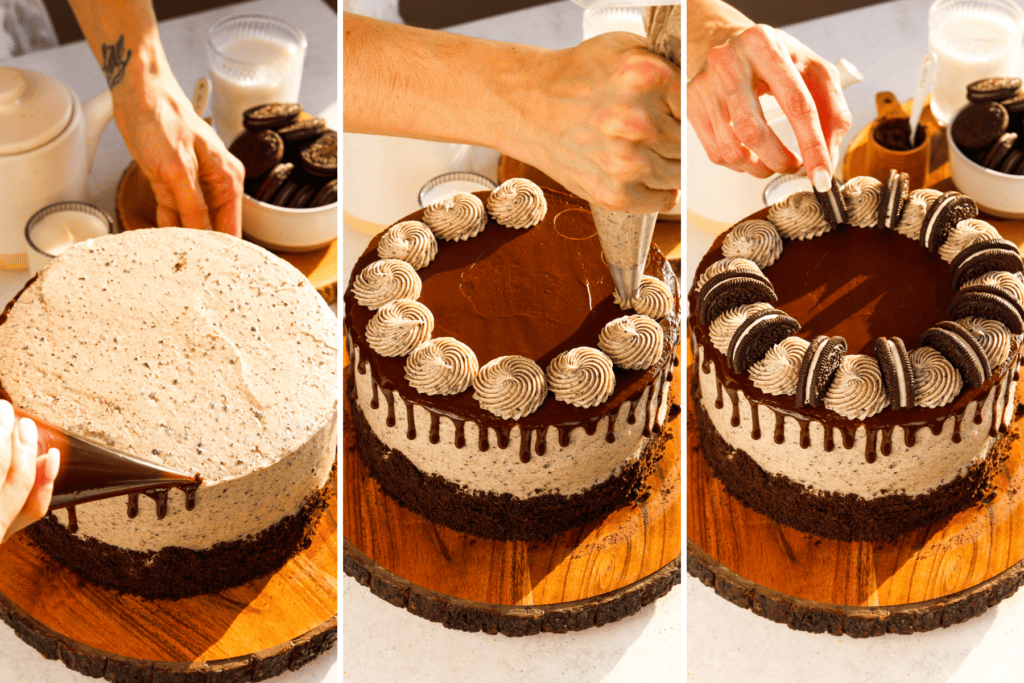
687,0,1024,679
341,3,681,682
0,1,337,681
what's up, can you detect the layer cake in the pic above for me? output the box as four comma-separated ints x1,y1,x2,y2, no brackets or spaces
344,185,680,540
0,228,337,598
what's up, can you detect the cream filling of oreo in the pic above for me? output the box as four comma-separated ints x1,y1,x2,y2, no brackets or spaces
802,339,829,405
826,190,842,223
729,313,779,366
922,194,958,247
885,339,909,407
884,182,899,228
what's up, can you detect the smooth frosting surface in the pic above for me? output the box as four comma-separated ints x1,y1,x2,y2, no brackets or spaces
0,228,337,550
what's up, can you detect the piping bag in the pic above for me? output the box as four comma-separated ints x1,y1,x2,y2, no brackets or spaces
13,403,202,515
589,5,680,302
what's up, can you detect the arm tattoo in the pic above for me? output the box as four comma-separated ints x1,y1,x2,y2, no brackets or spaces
101,35,132,88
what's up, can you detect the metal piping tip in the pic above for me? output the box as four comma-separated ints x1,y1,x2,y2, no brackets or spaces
608,264,644,303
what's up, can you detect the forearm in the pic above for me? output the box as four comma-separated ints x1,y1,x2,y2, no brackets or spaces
686,0,751,79
343,13,547,160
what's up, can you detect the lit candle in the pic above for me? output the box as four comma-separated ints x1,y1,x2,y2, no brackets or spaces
26,203,112,275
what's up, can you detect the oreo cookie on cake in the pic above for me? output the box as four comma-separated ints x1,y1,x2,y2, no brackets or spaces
814,176,848,228
726,308,801,373
922,321,992,388
697,270,777,326
950,238,1023,288
878,170,909,230
795,335,847,408
919,192,979,252
949,285,1024,334
874,337,915,409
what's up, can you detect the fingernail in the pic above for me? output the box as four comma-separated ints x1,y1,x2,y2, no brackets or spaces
45,448,60,480
0,401,13,433
18,417,36,446
813,168,832,193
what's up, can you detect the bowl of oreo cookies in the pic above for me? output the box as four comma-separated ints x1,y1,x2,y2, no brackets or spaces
230,103,337,252
948,77,1024,220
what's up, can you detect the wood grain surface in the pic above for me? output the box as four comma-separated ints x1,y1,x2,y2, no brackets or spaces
690,124,1024,631
0,484,337,679
343,345,681,615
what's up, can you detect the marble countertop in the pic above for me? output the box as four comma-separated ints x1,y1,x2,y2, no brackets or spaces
342,3,681,682
687,0,1024,680
0,0,337,680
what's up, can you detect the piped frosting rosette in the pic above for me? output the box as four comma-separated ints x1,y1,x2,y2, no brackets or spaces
694,258,762,292
748,336,810,396
546,347,616,408
822,354,889,419
962,271,1024,305
767,191,830,240
366,299,434,357
405,337,479,395
721,219,783,268
352,259,422,310
909,346,962,408
841,176,883,228
486,178,548,228
955,316,1013,367
423,191,487,241
473,355,548,419
895,188,942,241
939,219,1002,263
613,275,673,318
709,302,774,355
598,315,663,370
377,220,439,270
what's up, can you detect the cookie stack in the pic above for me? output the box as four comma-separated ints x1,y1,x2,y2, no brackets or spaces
229,103,338,209
951,77,1024,175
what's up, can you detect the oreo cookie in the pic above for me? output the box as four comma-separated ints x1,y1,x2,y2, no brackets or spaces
696,270,777,326
813,176,848,228
229,129,285,180
967,77,1022,103
299,130,338,178
950,238,1023,288
243,102,301,131
921,320,991,388
1002,92,1024,114
310,179,337,207
726,308,801,373
877,169,909,230
271,180,300,207
952,102,1009,150
288,183,319,209
795,335,847,409
949,285,1024,334
254,162,294,203
998,148,1024,175
874,336,915,409
279,115,327,142
980,132,1018,169
919,192,979,252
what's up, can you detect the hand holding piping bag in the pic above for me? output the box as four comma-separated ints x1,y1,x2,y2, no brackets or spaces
0,401,59,543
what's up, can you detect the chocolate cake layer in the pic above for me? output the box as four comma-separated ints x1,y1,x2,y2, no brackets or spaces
693,386,1013,541
24,467,335,599
350,383,667,540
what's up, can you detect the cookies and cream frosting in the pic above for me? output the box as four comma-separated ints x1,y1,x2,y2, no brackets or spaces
613,275,673,318
955,316,1013,366
962,271,1024,304
352,259,422,310
896,188,942,240
939,219,1002,263
598,315,664,370
405,337,479,395
841,176,883,228
377,220,438,270
909,346,962,408
822,354,889,420
694,257,762,292
722,219,783,268
767,191,830,240
423,192,487,241
709,302,774,355
546,347,616,408
366,299,434,357
472,355,548,419
486,178,548,228
748,335,810,396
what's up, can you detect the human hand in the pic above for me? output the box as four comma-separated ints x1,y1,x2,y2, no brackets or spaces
0,402,59,543
112,71,245,236
687,24,852,190
514,32,681,214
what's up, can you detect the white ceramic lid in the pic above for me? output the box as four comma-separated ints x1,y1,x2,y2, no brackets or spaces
0,66,74,156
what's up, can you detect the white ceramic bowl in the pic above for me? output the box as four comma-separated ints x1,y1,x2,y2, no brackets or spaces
947,112,1024,220
241,192,336,252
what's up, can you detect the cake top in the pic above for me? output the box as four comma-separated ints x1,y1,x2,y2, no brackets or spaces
0,228,337,483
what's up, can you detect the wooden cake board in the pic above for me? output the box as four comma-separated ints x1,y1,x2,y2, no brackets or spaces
342,344,682,636
0,485,337,681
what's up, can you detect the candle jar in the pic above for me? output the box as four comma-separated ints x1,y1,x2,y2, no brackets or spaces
25,202,113,276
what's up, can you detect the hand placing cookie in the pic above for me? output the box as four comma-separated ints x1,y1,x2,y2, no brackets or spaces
230,103,338,209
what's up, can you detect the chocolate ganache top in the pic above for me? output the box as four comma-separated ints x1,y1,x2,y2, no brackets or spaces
345,189,680,429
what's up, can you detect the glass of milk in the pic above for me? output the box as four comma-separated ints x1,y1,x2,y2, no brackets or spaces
206,15,307,145
929,0,1024,125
